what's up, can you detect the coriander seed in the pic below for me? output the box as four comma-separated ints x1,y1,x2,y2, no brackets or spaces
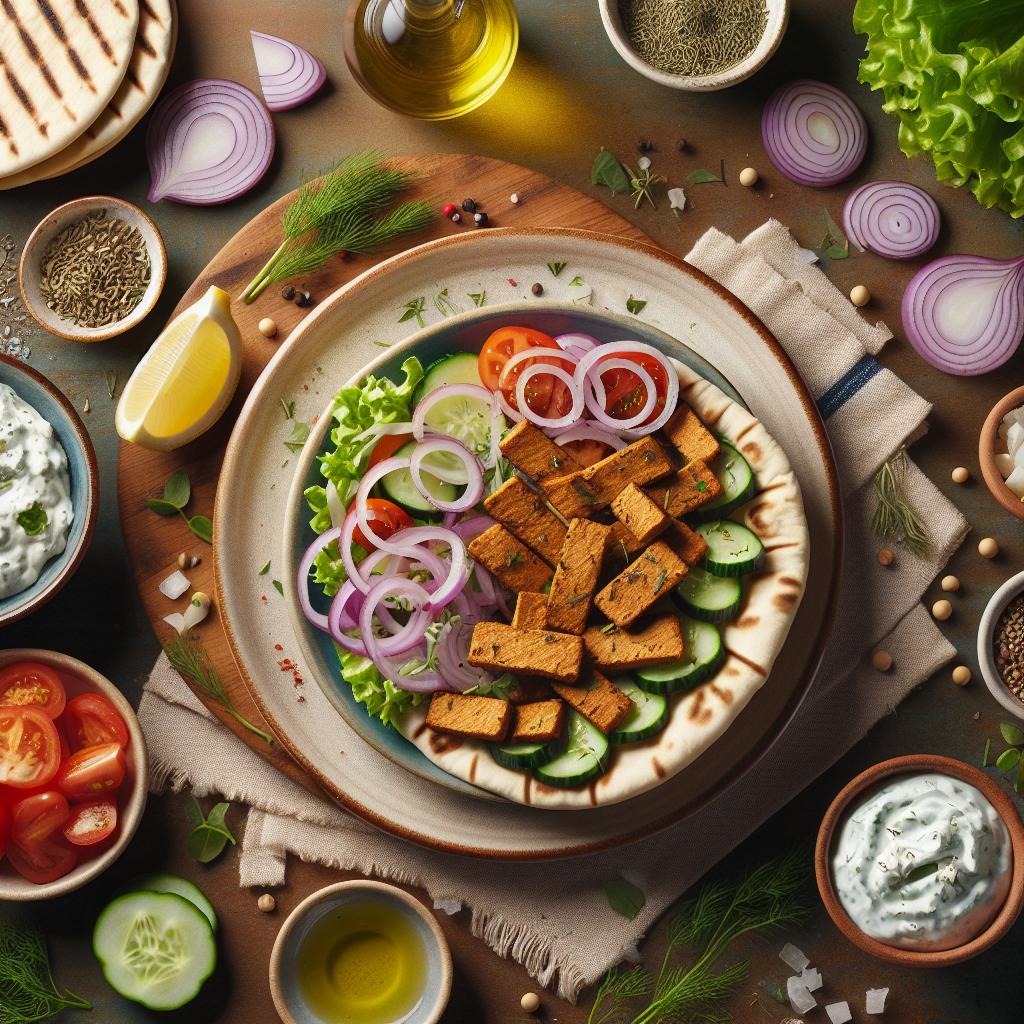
951,466,970,484
932,599,953,621
850,284,871,307
951,665,971,686
979,537,999,559
258,317,277,338
257,893,276,913
739,166,758,186
461,198,477,213
520,992,540,1013
941,575,960,592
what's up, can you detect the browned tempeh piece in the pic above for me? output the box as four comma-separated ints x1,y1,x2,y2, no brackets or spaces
542,436,674,518
662,405,721,464
607,521,647,566
511,592,549,630
425,693,512,741
552,671,633,734
484,476,567,565
468,525,553,593
510,700,566,743
583,615,685,671
506,677,554,704
664,519,709,566
467,622,584,683
499,420,582,483
545,519,611,635
644,460,722,518
611,482,670,545
594,540,689,628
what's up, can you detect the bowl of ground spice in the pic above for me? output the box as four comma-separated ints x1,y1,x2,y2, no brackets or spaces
599,0,788,92
19,196,166,343
979,570,1024,722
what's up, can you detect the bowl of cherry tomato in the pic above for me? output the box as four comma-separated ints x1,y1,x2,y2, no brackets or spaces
0,649,147,900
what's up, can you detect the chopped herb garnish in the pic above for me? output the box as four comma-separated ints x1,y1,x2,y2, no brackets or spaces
591,148,630,195
434,288,458,317
569,275,584,286
626,295,647,315
696,480,709,492
506,550,523,566
627,163,666,209
285,420,311,452
16,502,48,537
547,260,567,277
565,594,589,607
653,569,668,592
373,340,392,348
258,560,271,576
603,875,646,920
552,455,562,469
280,398,295,419
104,369,119,400
600,622,618,634
687,168,722,184
272,579,284,595
468,290,486,307
399,296,426,327
571,478,599,504
983,737,992,767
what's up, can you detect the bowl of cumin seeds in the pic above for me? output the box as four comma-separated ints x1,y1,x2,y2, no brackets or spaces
979,570,1024,723
19,195,166,342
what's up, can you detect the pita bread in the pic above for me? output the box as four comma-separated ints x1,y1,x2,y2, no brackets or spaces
0,0,174,188
399,361,810,808
0,0,139,177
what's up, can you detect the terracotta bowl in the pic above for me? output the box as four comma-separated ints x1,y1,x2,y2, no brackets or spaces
19,195,166,342
815,754,1024,966
978,569,1024,722
0,649,148,901
979,384,1024,521
270,880,452,1024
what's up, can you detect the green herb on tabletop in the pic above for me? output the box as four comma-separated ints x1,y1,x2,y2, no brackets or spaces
871,448,929,557
239,150,434,302
587,966,650,1024
604,875,646,920
185,794,237,864
592,148,631,196
983,737,992,767
686,168,722,184
147,469,214,545
104,369,119,401
16,502,47,537
988,721,1024,794
626,296,647,316
166,634,275,745
285,420,311,452
0,919,91,1023
547,261,567,277
627,164,667,209
818,207,850,260
468,290,487,307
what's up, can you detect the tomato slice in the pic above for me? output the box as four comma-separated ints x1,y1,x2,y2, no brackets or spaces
0,707,61,789
63,693,130,750
56,742,126,801
8,791,76,884
0,801,7,860
352,498,414,552
595,352,670,427
0,662,66,719
367,432,414,469
478,326,573,417
62,798,117,847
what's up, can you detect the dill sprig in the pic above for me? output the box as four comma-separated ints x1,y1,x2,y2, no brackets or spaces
239,150,434,302
871,447,930,557
588,965,651,1024
0,920,91,1024
165,634,275,745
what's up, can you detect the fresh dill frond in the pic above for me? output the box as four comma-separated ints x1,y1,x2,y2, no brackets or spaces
0,920,91,1023
587,965,651,1024
871,447,930,556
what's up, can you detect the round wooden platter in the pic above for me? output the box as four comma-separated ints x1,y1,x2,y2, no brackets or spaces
118,152,648,794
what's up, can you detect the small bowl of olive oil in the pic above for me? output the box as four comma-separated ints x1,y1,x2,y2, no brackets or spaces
270,880,452,1024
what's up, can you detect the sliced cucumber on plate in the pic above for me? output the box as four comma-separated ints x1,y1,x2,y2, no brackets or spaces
637,617,725,693
378,439,459,513
691,441,757,522
696,520,765,577
675,566,743,623
610,680,668,743
534,711,609,788
491,737,564,771
413,352,500,457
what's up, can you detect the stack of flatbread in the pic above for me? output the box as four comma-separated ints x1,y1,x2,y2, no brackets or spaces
0,0,176,189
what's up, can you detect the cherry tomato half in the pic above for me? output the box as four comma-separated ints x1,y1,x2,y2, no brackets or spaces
0,707,61,789
56,743,126,802
63,798,117,847
595,352,671,427
478,326,573,417
0,801,7,861
7,790,76,884
367,432,414,469
63,693,130,751
0,662,66,719
352,498,414,552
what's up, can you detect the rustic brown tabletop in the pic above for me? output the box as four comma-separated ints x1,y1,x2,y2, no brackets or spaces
3,1,1023,1021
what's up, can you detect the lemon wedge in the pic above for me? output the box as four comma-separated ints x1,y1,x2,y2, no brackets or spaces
116,286,241,451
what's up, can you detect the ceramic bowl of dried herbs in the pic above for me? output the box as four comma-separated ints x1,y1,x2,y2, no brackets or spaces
19,195,167,343
979,570,1024,723
599,0,788,92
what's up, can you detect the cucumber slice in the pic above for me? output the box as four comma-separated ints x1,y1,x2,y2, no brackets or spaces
378,440,459,513
414,352,500,458
674,566,743,623
490,737,563,771
691,441,757,523
93,891,217,1011
610,680,668,743
637,617,724,693
130,873,218,931
696,520,765,577
534,712,609,788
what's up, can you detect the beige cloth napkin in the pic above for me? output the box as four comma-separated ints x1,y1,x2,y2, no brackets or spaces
139,221,967,1002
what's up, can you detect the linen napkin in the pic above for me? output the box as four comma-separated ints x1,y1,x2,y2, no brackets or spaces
139,220,967,1002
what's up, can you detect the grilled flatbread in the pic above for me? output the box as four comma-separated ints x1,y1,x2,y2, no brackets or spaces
0,0,173,188
0,0,139,177
399,360,810,808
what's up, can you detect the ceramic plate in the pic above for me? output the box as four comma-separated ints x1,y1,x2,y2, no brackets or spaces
214,227,841,858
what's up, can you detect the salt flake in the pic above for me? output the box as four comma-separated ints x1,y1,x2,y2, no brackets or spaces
668,187,687,212
826,1001,852,1024
800,966,822,992
866,987,889,1014
779,942,809,972
787,976,816,1014
159,569,190,600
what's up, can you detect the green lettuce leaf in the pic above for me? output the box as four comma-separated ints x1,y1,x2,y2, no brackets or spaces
338,649,421,729
854,0,1024,218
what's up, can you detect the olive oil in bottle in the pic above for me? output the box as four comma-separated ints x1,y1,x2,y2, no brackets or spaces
344,0,519,120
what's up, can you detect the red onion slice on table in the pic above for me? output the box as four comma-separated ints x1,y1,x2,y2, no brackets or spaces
250,32,326,111
901,254,1024,376
761,80,867,187
146,79,275,205
843,182,940,260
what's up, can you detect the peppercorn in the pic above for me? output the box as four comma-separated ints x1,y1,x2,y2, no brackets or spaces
451,211,462,223
637,138,654,152
531,282,543,296
474,211,489,227
677,138,688,152
281,285,296,301
442,203,457,218
295,290,313,308
877,548,895,567
462,198,477,213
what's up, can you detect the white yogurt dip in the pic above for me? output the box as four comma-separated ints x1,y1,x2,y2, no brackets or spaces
0,383,74,598
831,772,1011,951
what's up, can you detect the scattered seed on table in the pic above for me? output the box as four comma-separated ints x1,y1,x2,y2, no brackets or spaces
474,211,489,227
637,138,654,152
951,466,970,484
510,192,520,204
677,138,688,151
257,893,276,913
82,398,90,414
979,537,999,558
637,155,652,171
258,317,277,338
531,282,543,296
850,284,870,307
932,599,953,621
877,548,895,567
281,285,296,301
952,665,972,686
462,198,477,213
941,575,960,592
872,649,893,672
442,203,457,218
520,992,540,1013
295,290,313,308
177,552,190,570
739,166,759,186
451,211,462,223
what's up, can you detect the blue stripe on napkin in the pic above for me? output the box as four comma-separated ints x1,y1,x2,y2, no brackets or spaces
817,355,884,420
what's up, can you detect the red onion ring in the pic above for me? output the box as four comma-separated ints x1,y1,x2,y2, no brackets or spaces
843,181,941,260
583,357,657,431
555,333,600,359
297,526,342,631
451,515,496,539
409,438,484,512
553,422,627,452
250,31,326,112
761,80,867,188
359,577,433,657
516,363,584,430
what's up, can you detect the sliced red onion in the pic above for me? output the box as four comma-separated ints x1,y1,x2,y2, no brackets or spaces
328,584,368,653
451,515,496,539
516,363,584,431
901,254,1024,376
435,620,485,692
843,181,940,260
583,357,657,431
555,333,600,359
761,80,867,188
553,422,627,452
250,31,326,112
359,577,433,657
497,346,579,388
297,526,342,631
146,79,275,205
496,389,523,423
410,438,484,512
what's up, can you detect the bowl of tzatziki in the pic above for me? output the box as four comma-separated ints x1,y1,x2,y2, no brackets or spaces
815,754,1024,966
0,355,98,626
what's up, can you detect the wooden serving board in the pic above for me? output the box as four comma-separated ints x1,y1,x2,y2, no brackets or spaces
118,152,648,794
